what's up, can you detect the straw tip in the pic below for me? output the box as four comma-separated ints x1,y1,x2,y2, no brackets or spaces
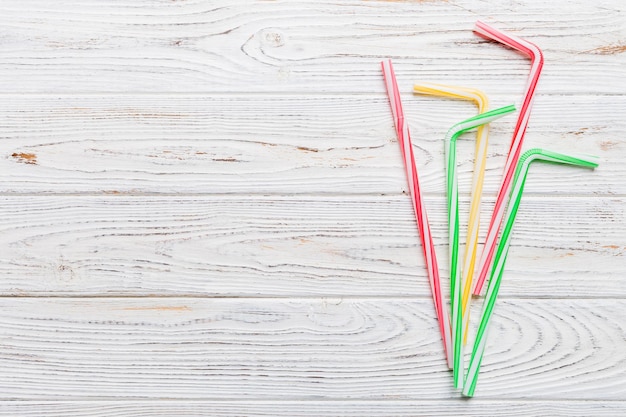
503,104,517,112
473,20,489,32
582,155,601,168
462,389,475,398
472,287,484,297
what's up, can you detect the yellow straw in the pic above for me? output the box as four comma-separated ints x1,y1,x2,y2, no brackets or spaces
413,83,490,344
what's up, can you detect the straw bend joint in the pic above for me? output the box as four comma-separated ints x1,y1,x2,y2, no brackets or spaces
413,83,490,112
518,148,600,173
446,105,517,144
474,20,544,65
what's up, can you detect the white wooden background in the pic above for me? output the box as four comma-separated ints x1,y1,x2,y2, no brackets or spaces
0,0,624,415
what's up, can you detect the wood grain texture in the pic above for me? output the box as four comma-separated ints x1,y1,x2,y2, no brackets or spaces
0,0,624,413
0,298,624,400
0,195,622,297
0,0,624,94
1,400,625,416
0,94,621,195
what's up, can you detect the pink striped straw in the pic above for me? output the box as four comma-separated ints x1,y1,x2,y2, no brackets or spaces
472,21,544,295
381,60,453,368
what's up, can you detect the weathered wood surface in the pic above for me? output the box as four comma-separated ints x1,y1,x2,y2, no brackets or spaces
0,298,624,400
1,94,621,195
2,400,626,417
0,196,622,297
0,1,624,94
0,0,624,415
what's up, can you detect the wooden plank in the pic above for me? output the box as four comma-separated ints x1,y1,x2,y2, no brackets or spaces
0,195,622,297
0,0,623,94
0,400,624,416
0,298,624,400
1,94,621,195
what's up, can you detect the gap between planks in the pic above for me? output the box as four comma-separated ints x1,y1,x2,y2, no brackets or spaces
0,295,624,300
0,192,619,197
0,92,625,97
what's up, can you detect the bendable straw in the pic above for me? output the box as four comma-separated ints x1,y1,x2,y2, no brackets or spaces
413,84,491,346
381,60,453,368
472,21,544,296
444,105,516,388
463,148,599,397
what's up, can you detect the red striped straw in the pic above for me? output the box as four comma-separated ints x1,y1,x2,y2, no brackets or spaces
381,60,452,368
472,21,544,295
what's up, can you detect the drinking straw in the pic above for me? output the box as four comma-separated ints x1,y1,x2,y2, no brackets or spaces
381,60,453,368
443,105,516,389
413,83,491,345
472,21,544,296
463,148,599,397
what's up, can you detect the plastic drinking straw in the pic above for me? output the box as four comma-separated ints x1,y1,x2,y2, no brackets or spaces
413,83,491,345
381,60,453,368
472,20,544,296
443,105,516,389
463,148,599,397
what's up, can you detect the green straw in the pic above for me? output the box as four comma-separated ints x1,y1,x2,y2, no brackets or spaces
462,148,599,397
445,105,516,389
